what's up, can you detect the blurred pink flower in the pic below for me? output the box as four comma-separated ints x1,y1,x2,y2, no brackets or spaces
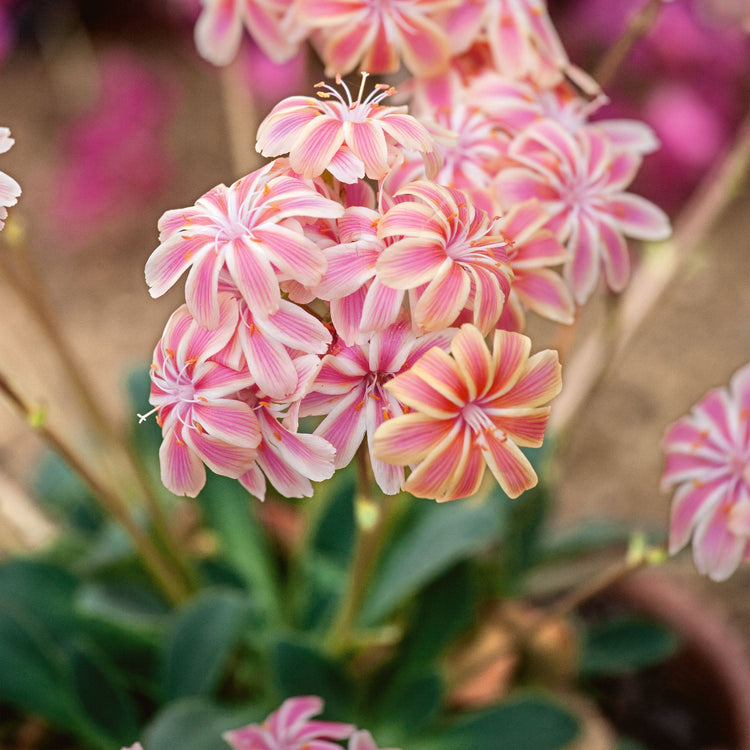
373,324,561,501
662,364,750,581
194,0,304,65
51,52,173,248
349,729,399,750
0,126,20,230
296,0,456,77
224,695,354,750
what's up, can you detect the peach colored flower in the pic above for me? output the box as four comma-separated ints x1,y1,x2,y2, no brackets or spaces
376,181,513,334
373,324,561,501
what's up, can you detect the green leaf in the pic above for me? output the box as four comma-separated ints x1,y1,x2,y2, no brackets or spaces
200,473,283,627
76,579,170,647
309,468,356,564
495,484,550,594
372,671,442,743
145,698,263,750
162,589,255,700
270,638,354,720
539,521,631,564
0,559,78,638
67,638,141,744
429,692,580,750
0,602,76,728
397,563,476,672
33,451,103,534
361,498,500,625
580,617,680,677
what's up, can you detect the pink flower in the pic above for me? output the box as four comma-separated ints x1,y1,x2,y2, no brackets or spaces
194,0,304,66
237,355,337,501
372,324,561,501
145,162,344,329
376,181,513,334
219,275,332,400
0,126,20,230
255,74,437,184
313,205,404,344
301,321,455,495
444,0,569,86
224,695,355,750
494,199,574,331
662,364,750,581
296,0,456,77
145,297,261,497
495,119,671,304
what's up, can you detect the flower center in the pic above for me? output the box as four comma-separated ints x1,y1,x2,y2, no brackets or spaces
462,402,493,435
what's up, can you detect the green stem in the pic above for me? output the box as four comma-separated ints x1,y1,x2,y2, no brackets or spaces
0,371,189,605
0,231,199,594
326,447,396,654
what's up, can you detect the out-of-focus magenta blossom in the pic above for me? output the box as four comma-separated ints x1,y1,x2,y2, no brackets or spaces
376,181,513,334
0,126,20,230
296,0,457,77
373,324,561,501
224,695,355,750
256,74,438,183
238,41,308,106
495,119,671,304
557,0,750,210
662,364,750,581
194,0,304,65
145,161,344,329
50,52,173,248
301,321,455,494
145,297,260,497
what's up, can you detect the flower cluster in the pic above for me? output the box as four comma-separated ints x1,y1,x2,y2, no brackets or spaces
662,364,750,581
145,0,669,506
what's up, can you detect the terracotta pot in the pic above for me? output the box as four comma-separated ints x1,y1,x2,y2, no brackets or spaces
592,571,750,750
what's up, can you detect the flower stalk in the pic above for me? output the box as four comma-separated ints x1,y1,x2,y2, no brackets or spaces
0,370,190,604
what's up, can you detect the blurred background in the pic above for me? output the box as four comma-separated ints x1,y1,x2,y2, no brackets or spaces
0,0,750,647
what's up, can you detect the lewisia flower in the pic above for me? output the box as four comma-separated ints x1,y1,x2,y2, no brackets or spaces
224,695,355,750
662,364,750,581
237,355,337,501
444,0,569,86
145,296,260,497
376,181,513,334
313,205,404,344
296,0,456,77
145,161,344,329
495,119,671,304
194,0,304,66
373,324,561,501
494,199,574,331
301,321,455,494
256,74,437,183
0,127,20,230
